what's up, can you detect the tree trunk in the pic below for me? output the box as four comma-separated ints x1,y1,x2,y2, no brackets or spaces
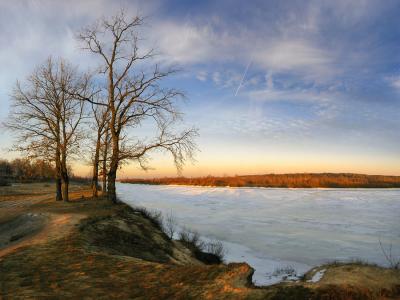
91,163,99,198
107,128,119,203
102,174,107,195
62,174,69,202
61,144,69,202
107,168,117,203
102,173,107,195
101,128,109,195
55,148,63,201
55,118,63,201
91,131,101,197
56,177,63,201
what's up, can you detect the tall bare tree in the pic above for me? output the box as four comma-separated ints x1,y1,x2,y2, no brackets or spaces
6,57,89,201
77,12,198,203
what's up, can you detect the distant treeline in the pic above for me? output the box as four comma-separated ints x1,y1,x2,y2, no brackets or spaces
120,173,400,188
0,158,88,186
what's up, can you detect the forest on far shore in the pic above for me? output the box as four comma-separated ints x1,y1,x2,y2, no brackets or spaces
121,173,400,188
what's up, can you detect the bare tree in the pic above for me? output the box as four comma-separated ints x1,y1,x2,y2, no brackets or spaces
90,101,109,197
77,12,198,203
6,57,89,201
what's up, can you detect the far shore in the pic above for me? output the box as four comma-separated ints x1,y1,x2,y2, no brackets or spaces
119,172,400,189
119,182,400,190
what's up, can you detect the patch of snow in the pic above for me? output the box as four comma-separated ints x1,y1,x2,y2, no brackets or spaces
266,265,300,283
308,269,326,283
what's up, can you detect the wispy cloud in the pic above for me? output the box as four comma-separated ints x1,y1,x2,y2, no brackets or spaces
196,71,208,81
152,20,337,82
212,72,222,85
386,75,400,91
252,40,334,77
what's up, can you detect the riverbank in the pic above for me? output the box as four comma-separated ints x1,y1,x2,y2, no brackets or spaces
0,183,399,299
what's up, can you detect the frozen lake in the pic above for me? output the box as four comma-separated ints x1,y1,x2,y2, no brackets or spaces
117,183,400,285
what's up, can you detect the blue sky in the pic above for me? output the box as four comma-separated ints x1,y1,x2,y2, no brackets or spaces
0,0,399,177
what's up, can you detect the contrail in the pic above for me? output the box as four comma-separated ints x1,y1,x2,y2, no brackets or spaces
234,60,252,96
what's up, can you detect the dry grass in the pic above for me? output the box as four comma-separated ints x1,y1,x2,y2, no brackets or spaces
267,262,400,300
306,263,400,294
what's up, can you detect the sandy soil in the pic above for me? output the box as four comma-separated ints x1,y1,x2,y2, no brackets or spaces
0,182,90,258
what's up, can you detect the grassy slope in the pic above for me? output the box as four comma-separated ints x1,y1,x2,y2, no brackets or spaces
0,183,399,299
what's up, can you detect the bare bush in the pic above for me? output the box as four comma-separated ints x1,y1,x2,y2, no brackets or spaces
178,227,225,264
134,207,163,230
178,227,204,250
379,239,400,269
163,211,177,240
204,240,226,261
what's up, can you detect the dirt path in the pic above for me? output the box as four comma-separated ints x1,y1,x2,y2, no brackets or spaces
0,212,86,259
0,183,91,259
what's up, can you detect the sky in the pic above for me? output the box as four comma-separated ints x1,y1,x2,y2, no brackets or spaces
0,0,400,177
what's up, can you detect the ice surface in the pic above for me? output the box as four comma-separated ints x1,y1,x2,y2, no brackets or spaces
117,183,400,285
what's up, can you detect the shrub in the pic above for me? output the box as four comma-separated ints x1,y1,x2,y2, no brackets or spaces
178,227,225,264
380,240,400,270
179,227,204,250
325,259,377,268
163,211,177,240
204,241,226,262
133,207,164,230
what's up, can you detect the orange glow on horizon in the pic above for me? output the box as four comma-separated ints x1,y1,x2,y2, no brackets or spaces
71,152,400,178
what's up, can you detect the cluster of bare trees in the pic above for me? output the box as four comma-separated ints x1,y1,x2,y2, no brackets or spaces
6,12,198,203
0,158,56,182
7,59,88,201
